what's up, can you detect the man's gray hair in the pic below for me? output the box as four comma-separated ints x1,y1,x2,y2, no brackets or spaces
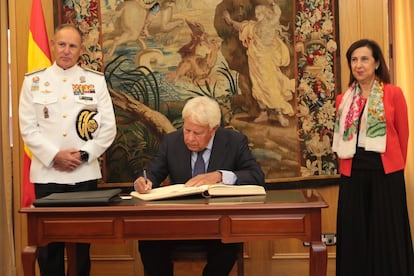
182,97,221,129
54,23,83,43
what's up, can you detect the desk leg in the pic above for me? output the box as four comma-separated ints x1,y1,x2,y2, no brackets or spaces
309,241,327,276
22,246,37,276
66,243,78,276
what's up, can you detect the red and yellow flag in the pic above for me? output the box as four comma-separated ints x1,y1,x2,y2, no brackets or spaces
21,0,51,207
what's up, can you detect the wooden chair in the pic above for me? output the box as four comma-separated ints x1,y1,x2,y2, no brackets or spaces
171,242,244,276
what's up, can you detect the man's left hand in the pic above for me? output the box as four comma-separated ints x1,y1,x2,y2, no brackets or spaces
185,171,222,187
53,148,83,172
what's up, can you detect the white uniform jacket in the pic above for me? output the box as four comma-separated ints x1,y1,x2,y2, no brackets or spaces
19,62,117,184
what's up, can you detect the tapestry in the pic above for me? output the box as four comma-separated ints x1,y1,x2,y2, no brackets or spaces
59,0,339,184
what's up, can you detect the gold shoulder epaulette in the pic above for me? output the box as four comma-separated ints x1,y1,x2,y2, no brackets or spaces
83,67,104,76
25,68,47,76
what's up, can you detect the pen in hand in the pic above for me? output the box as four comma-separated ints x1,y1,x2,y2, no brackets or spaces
143,169,150,192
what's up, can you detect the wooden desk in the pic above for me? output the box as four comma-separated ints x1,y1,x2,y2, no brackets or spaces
20,189,328,276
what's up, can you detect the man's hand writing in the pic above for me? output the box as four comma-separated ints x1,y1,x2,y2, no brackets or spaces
134,176,152,193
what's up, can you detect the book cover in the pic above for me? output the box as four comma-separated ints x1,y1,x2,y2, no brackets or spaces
33,188,122,207
130,184,266,201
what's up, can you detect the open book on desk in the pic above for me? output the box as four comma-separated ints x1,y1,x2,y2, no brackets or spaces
130,183,266,201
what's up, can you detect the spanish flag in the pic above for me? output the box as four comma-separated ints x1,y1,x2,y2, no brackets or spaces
21,0,51,207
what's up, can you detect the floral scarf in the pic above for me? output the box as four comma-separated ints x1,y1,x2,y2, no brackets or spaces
332,80,386,158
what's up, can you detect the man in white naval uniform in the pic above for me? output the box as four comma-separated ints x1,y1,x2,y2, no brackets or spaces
18,24,116,276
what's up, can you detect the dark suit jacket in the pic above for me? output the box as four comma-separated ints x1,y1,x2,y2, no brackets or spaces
146,127,265,188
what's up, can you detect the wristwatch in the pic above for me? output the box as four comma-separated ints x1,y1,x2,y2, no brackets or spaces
79,150,89,162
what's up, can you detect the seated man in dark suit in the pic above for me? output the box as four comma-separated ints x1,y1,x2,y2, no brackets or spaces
133,96,265,276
